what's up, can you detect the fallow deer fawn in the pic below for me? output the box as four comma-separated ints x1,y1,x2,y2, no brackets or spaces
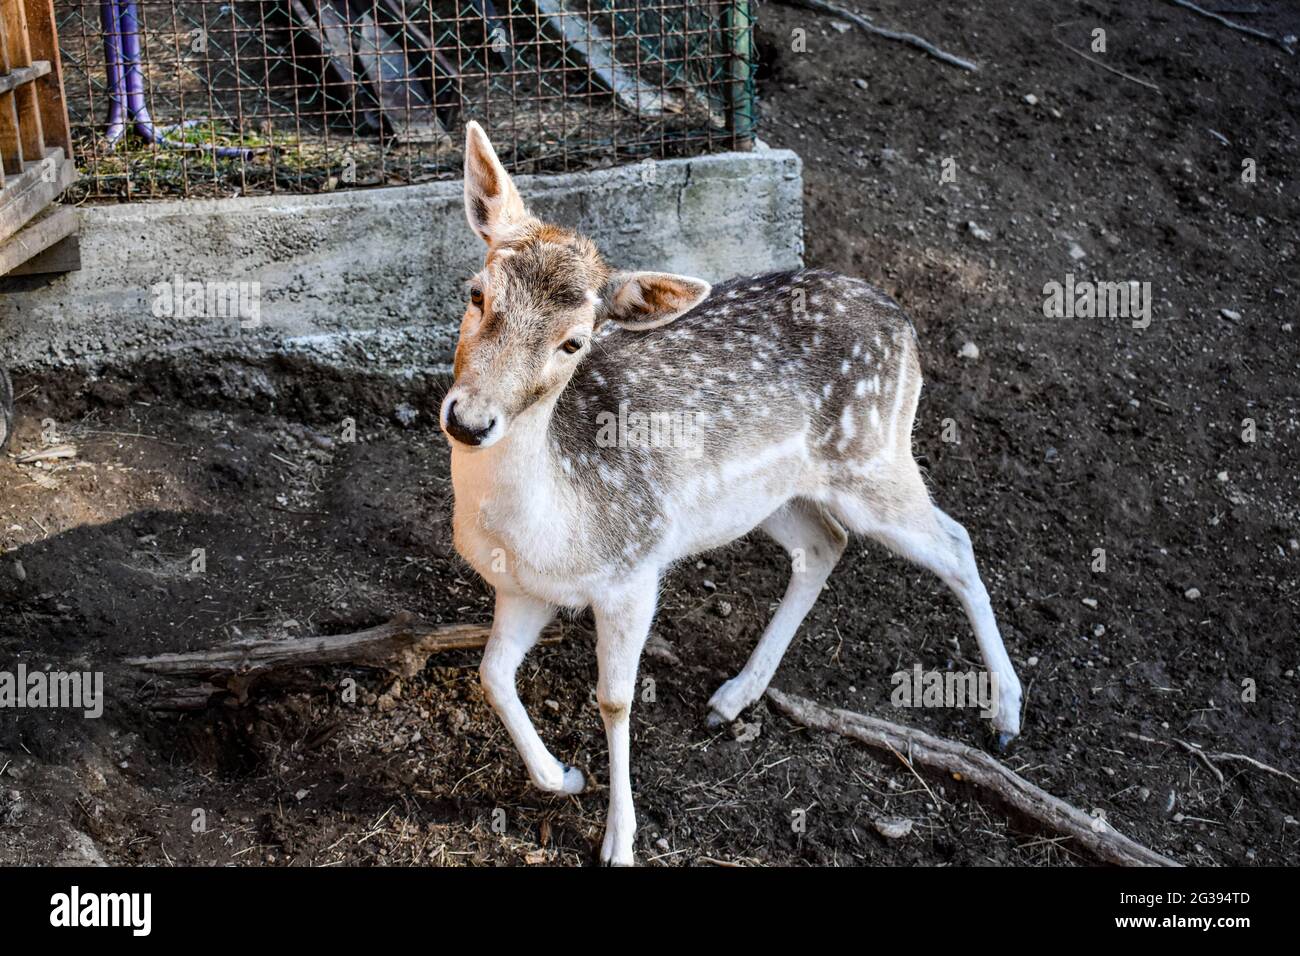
441,122,1022,865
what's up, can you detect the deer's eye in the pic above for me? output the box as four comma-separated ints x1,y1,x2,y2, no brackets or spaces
560,338,584,355
469,287,484,307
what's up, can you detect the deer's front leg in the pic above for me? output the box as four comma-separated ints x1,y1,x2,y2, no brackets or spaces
591,576,658,866
480,589,586,794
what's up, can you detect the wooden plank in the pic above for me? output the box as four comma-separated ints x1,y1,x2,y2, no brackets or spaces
0,201,76,275
0,0,43,161
0,146,73,243
6,232,78,275
0,58,49,95
533,0,682,116
0,90,22,176
21,0,70,154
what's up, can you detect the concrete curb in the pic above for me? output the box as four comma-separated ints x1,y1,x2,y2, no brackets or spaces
0,149,803,374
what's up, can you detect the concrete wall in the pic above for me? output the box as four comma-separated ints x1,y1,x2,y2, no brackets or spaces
0,148,802,375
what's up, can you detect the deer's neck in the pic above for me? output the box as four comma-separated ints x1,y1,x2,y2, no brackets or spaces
451,391,584,574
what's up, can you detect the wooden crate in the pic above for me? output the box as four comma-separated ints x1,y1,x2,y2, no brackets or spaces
0,0,77,275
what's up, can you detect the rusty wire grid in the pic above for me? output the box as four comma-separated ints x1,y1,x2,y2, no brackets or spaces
54,0,756,200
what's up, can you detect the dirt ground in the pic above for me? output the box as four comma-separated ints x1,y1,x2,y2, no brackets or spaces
2,0,1297,866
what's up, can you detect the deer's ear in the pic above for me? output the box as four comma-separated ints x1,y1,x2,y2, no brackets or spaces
463,121,528,244
598,271,711,330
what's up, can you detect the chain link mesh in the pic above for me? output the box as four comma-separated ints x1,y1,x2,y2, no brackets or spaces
54,0,755,199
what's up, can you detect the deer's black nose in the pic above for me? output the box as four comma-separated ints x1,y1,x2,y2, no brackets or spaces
445,400,495,446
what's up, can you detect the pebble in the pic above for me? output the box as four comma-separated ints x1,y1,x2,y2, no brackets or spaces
1219,308,1242,323
1216,471,1229,482
873,816,914,839
958,341,980,360
853,78,868,90
544,699,560,712
1081,597,1098,609
1026,656,1039,667
716,600,733,618
732,719,762,744
1184,588,1201,600
966,221,992,242
830,20,851,33
1023,93,1039,105
1068,241,1086,261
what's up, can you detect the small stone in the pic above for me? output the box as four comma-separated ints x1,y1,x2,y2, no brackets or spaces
880,147,898,162
655,837,671,851
1216,471,1229,482
295,789,309,801
1138,787,1151,801
1068,241,1086,261
1023,93,1039,105
11,560,25,582
1184,588,1201,601
732,719,761,744
958,341,980,360
830,20,851,33
1093,624,1105,637
966,221,992,242
1026,656,1039,667
1081,597,1098,609
852,77,868,90
716,600,733,618
543,699,560,712
1288,539,1298,552
702,579,716,591
1219,308,1241,323
393,402,419,427
873,816,914,839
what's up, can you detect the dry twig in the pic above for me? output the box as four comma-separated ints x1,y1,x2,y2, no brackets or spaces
775,0,978,71
1165,0,1296,54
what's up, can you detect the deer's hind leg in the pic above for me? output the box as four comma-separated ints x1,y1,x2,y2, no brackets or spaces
828,461,1023,744
706,499,847,727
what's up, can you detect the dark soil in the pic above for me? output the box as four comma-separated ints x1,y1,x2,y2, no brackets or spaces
1,0,1297,866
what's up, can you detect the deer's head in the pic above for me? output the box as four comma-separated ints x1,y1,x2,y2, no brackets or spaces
440,123,711,449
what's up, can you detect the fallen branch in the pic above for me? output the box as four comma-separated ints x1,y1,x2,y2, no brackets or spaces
126,612,560,709
1164,0,1296,55
767,688,1179,867
774,0,978,71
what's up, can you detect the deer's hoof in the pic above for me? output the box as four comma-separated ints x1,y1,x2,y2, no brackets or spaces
705,709,728,730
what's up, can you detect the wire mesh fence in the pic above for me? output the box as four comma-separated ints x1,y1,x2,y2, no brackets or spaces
54,0,755,200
